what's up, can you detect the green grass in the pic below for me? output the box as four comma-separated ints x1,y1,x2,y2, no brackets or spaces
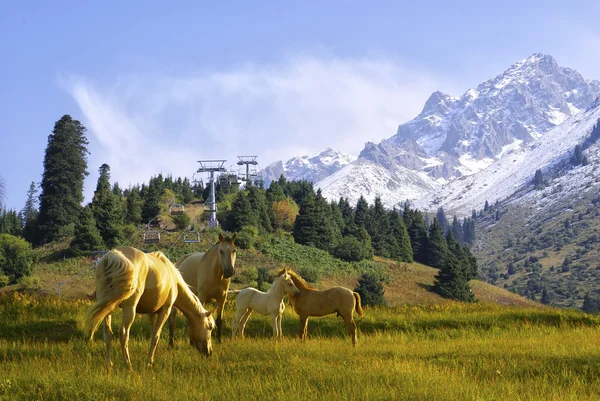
1,293,600,400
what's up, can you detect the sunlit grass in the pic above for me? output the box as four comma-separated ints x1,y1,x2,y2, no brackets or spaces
1,293,599,400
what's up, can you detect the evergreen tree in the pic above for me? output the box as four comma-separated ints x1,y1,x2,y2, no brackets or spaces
125,187,143,225
247,185,272,232
314,189,337,249
354,272,386,306
0,209,23,237
0,174,5,210
329,200,345,233
403,204,428,264
142,177,161,223
354,195,369,228
266,181,286,202
462,217,476,245
582,292,600,314
571,144,584,166
484,200,489,213
367,197,391,257
534,169,545,190
226,191,254,232
436,207,449,234
181,178,194,204
388,208,413,262
21,182,39,243
450,216,464,244
37,115,89,243
338,197,354,227
434,231,475,302
426,218,448,270
91,164,123,248
293,193,320,247
70,205,103,256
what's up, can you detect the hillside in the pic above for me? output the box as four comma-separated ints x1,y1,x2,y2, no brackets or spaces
21,229,541,310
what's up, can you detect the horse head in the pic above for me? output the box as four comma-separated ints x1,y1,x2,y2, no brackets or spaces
189,309,216,356
217,233,237,279
281,268,300,296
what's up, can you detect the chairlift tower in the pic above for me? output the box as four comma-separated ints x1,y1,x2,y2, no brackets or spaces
237,156,258,184
197,160,227,228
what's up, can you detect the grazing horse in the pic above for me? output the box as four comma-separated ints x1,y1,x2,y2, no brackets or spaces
169,233,237,343
284,269,363,346
230,269,300,339
85,246,216,370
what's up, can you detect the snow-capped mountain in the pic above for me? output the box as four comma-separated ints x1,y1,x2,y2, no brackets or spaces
260,148,356,186
316,54,600,210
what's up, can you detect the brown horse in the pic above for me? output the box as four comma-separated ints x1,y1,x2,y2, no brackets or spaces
85,247,216,370
169,233,237,343
284,269,363,346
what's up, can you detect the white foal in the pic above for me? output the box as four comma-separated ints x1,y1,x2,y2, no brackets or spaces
231,269,300,338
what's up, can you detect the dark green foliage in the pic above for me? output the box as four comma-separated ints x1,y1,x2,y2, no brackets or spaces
0,174,5,210
91,164,123,248
570,145,584,166
234,225,259,250
366,197,391,257
0,233,37,279
388,209,413,262
21,182,38,243
181,178,194,204
293,192,335,251
125,187,142,225
69,205,103,256
37,115,89,244
462,217,476,245
434,232,475,302
582,292,600,314
436,207,449,234
172,213,192,231
403,204,428,264
426,218,448,270
266,181,286,202
451,216,464,244
226,191,254,232
142,177,161,223
534,169,545,190
484,201,489,213
354,195,369,228
247,185,272,232
332,235,372,262
0,209,23,237
354,272,386,306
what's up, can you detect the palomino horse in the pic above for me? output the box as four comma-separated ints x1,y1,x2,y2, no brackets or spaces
230,268,300,339
285,269,363,346
85,246,216,370
169,233,237,343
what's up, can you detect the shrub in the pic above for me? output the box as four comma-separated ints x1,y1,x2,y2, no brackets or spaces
0,234,36,280
332,235,371,262
172,213,192,231
354,272,386,307
232,266,258,286
18,275,41,291
0,274,8,287
235,225,259,250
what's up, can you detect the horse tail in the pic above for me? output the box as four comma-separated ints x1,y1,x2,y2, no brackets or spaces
85,250,137,341
353,292,364,316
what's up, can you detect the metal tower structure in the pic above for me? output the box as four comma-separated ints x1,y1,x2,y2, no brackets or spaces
237,156,258,184
196,160,227,227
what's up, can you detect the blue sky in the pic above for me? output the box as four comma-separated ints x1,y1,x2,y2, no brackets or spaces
1,1,600,210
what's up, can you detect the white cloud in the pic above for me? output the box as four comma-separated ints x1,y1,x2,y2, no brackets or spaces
62,55,454,200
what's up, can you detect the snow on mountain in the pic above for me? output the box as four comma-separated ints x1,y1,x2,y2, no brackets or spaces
316,53,600,209
260,148,356,185
413,98,600,215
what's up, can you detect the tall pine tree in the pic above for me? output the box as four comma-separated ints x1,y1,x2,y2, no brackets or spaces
70,205,103,255
388,208,413,262
426,218,448,270
21,182,39,243
37,115,89,244
91,164,123,248
434,232,475,302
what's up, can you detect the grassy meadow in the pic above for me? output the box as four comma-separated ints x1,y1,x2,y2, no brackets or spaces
1,292,600,401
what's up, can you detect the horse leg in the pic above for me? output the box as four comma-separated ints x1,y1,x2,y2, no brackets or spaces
119,303,137,370
148,314,157,332
168,308,177,347
238,309,253,338
231,308,244,338
270,313,279,338
341,313,358,346
215,295,226,340
276,313,283,339
146,307,170,368
299,316,309,341
103,314,113,370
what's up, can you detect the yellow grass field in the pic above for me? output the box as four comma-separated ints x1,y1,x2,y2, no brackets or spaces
1,292,599,401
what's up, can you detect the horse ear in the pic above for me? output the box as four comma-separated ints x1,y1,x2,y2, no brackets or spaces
231,232,237,243
218,233,224,242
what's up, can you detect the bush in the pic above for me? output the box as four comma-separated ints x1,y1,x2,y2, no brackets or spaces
0,274,8,287
18,275,41,291
232,266,259,286
354,272,386,307
0,234,36,280
235,225,259,250
332,235,371,262
172,213,192,231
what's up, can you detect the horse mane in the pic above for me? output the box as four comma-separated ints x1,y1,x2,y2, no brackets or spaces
279,268,315,290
